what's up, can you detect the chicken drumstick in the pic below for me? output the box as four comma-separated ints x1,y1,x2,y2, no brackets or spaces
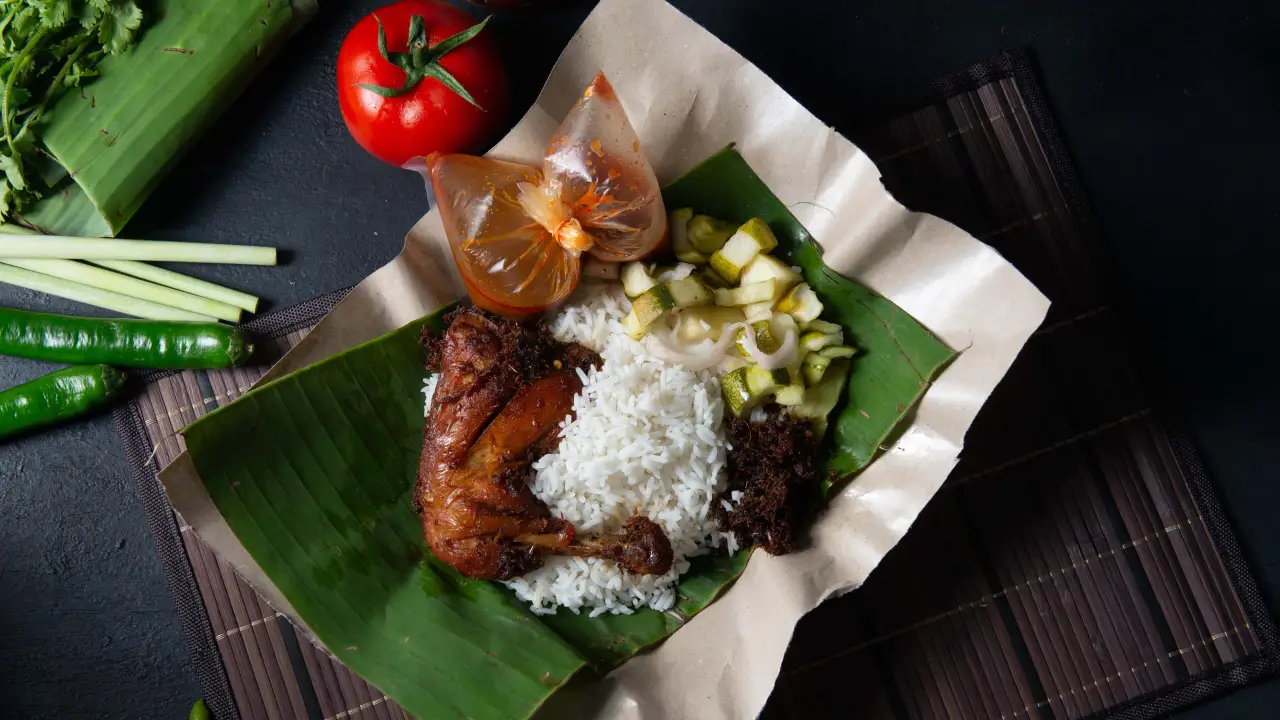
415,308,673,581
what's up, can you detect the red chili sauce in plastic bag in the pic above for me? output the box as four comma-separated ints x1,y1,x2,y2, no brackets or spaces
427,73,666,318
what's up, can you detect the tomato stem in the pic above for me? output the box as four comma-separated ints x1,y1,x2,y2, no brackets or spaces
355,13,492,110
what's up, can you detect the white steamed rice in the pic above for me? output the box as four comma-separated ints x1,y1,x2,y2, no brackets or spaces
422,285,736,616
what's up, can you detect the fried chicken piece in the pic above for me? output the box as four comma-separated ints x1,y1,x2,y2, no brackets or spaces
415,308,673,581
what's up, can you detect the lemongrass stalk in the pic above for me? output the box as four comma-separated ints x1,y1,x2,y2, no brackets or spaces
4,259,241,322
0,263,216,322
0,236,277,265
91,260,259,314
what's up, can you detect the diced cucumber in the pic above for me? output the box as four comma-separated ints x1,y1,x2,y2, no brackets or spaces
799,331,841,352
633,284,675,323
622,312,646,340
714,279,777,306
774,383,806,406
740,254,801,297
747,366,789,395
709,244,754,284
623,285,676,339
710,218,776,283
675,248,707,264
665,275,713,308
777,282,824,322
621,262,659,298
675,306,745,343
622,285,675,340
800,319,843,335
721,367,766,418
736,218,779,252
670,208,708,264
801,351,831,386
817,345,857,359
687,215,738,254
802,363,827,387
698,268,730,289
582,259,620,280
734,319,779,356
743,301,774,323
792,359,851,438
803,352,832,370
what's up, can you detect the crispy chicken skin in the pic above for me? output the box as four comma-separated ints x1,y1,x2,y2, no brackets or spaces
415,308,673,581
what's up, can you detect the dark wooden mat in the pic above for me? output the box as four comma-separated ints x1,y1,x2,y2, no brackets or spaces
114,50,1278,720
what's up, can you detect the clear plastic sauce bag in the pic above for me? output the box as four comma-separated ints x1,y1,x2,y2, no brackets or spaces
427,72,666,318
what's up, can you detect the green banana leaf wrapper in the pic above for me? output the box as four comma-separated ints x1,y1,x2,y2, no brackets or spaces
18,0,318,237
179,147,954,720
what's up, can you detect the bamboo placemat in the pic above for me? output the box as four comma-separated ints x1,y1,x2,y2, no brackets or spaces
114,50,1278,720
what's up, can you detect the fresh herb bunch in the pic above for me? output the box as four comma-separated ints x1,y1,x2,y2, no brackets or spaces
0,0,143,219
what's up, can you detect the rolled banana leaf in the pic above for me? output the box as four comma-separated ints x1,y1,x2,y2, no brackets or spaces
182,149,953,719
17,0,318,237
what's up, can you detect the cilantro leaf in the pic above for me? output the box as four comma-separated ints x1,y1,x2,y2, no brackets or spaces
31,0,76,30
0,152,27,191
0,180,12,218
97,1,142,55
63,62,98,88
13,7,40,37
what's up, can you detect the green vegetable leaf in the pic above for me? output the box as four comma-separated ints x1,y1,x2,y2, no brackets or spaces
62,62,97,87
11,125,36,155
32,0,76,29
13,7,39,37
5,87,30,110
0,152,26,190
97,1,143,55
51,33,86,58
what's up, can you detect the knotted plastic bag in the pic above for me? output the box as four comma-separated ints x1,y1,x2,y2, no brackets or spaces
427,72,666,318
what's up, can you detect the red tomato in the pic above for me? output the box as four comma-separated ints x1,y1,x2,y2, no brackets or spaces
337,1,510,167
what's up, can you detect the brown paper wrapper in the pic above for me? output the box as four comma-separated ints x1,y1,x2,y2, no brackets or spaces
160,0,1050,717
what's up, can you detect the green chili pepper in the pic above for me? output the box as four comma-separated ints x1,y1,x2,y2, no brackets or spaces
0,307,253,369
189,699,210,720
0,364,126,439
189,698,211,720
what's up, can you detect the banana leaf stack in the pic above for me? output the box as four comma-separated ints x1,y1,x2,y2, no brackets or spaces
17,0,317,237
181,148,956,720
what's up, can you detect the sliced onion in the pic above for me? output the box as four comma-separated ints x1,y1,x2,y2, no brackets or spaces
656,263,696,283
738,321,798,370
643,318,748,371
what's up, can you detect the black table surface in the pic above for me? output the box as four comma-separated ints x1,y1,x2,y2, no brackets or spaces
2,1,1277,718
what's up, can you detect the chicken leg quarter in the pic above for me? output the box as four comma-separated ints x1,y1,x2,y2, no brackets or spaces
415,308,673,581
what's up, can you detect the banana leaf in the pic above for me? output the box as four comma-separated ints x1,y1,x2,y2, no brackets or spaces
18,0,317,237
183,149,952,718
184,312,588,720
